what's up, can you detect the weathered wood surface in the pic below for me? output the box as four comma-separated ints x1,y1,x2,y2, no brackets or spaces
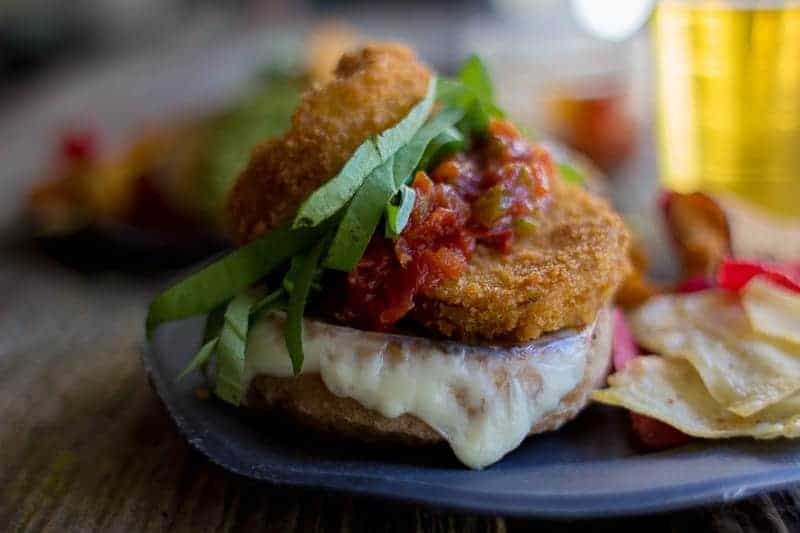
2,243,800,532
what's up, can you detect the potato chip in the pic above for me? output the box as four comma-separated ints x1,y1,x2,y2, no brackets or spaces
742,276,800,345
592,356,800,439
630,291,800,417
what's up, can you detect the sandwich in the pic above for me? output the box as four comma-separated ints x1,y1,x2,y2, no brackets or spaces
146,43,631,468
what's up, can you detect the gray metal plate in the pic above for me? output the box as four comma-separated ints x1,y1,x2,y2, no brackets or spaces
143,318,800,519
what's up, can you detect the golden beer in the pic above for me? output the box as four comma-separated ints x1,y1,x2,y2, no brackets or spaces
654,1,800,216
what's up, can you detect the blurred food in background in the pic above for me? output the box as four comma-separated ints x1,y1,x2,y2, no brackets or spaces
620,0,800,302
477,0,649,175
26,24,359,269
617,189,800,311
542,78,637,172
31,123,206,238
660,191,730,278
28,69,300,240
655,0,800,218
194,69,303,222
662,191,800,278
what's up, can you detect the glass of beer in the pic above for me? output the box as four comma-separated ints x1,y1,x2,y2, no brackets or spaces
654,0,800,217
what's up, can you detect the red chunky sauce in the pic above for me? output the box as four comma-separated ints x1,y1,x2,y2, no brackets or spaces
334,119,554,331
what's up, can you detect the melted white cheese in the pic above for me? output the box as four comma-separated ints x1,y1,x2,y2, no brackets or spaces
244,312,606,469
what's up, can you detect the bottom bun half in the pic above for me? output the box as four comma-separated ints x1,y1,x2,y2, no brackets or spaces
241,307,612,467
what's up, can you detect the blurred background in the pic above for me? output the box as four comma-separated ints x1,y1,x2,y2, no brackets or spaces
2,0,798,272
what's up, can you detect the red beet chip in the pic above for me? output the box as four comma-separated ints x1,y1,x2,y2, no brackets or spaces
612,308,638,372
630,413,693,451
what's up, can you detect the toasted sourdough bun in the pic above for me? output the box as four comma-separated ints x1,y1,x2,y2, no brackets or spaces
244,307,612,448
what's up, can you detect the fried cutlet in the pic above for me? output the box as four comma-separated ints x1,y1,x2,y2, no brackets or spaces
171,40,641,469
227,43,432,244
420,177,630,341
227,43,630,343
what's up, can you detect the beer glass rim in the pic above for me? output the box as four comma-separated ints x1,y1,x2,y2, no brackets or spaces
659,0,800,7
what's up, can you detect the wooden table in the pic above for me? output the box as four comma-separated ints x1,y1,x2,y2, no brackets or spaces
2,240,800,533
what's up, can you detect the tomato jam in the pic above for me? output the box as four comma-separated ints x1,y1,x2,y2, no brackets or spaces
333,119,553,331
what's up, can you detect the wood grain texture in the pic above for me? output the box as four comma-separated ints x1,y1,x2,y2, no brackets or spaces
1,243,799,533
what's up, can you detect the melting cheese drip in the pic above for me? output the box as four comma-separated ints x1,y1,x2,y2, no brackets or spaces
244,313,605,469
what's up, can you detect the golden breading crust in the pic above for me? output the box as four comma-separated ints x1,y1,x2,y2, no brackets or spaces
420,178,631,341
227,43,432,243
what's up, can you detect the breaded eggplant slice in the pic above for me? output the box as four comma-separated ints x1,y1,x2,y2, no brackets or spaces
420,178,631,342
227,42,630,343
227,43,432,243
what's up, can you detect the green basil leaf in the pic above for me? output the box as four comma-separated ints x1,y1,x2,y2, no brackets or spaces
252,288,288,323
392,107,465,187
375,76,437,159
292,141,380,228
146,221,323,340
202,306,226,344
324,157,395,272
198,305,226,376
325,106,464,269
459,55,505,119
176,338,218,382
282,256,303,294
436,78,472,108
557,161,585,185
436,81,481,138
459,55,495,104
292,77,437,229
437,55,505,138
385,206,399,239
417,126,464,171
461,99,493,136
214,292,258,406
385,185,416,239
285,240,327,374
284,252,324,292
